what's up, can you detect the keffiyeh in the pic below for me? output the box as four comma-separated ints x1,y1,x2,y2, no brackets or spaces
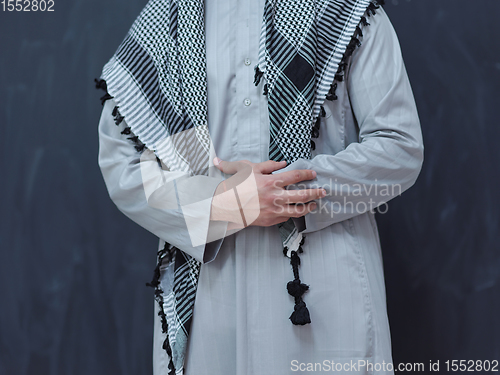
96,0,384,373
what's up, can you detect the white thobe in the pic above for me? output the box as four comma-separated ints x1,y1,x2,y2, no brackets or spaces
98,1,424,374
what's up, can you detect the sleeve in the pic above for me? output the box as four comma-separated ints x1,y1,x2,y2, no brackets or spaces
97,99,229,263
274,8,424,233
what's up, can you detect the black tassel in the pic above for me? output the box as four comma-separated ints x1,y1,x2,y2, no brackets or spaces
114,115,125,125
135,144,146,153
312,117,320,139
287,278,309,297
355,26,363,39
367,3,378,16
167,361,176,375
147,243,176,375
121,127,132,135
338,61,349,72
312,106,325,143
94,78,107,92
112,106,125,125
112,105,146,153
254,66,264,86
95,78,113,105
93,79,146,153
290,300,311,326
263,83,269,96
100,93,113,105
326,82,338,101
285,237,311,325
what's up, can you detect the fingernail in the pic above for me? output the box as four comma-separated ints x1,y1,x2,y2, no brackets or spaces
312,170,317,178
213,157,221,166
321,189,327,197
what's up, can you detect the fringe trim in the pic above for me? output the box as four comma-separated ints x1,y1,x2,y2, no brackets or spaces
94,78,146,153
146,243,177,375
320,0,385,142
311,105,326,150
325,0,385,103
95,78,114,105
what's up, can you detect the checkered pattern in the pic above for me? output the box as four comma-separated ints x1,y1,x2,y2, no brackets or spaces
259,0,372,162
168,251,201,374
100,0,378,373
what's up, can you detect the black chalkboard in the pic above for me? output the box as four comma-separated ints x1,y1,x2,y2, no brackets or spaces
381,1,500,371
0,1,498,374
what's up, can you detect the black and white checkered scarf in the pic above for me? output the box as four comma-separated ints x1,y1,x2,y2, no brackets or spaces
97,0,384,373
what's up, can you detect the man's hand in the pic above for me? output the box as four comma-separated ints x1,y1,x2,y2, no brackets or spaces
210,158,326,229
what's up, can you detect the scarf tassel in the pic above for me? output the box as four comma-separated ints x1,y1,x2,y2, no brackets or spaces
326,82,338,101
95,79,147,154
284,237,311,325
121,127,132,135
146,244,177,375
99,93,113,106
95,78,114,105
254,66,264,86
254,66,269,96
94,78,107,92
367,2,381,16
310,106,325,150
114,115,125,126
121,126,146,151
263,83,269,96
326,0,384,103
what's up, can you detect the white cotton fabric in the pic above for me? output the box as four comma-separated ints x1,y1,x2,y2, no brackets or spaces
98,2,423,374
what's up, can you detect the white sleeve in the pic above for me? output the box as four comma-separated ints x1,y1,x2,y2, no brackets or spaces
275,8,424,233
97,99,228,263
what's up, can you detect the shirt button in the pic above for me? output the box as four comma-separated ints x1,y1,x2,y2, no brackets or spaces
244,58,251,66
244,98,251,106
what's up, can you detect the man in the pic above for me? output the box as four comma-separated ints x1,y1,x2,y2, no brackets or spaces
97,0,423,374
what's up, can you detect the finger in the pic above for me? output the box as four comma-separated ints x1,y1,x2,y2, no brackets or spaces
279,202,318,218
255,160,287,174
279,188,326,204
272,169,317,187
214,158,250,175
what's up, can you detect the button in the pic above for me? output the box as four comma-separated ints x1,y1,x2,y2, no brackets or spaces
244,98,251,106
244,58,252,66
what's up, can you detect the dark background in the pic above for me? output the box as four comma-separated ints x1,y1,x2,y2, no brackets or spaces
0,0,498,374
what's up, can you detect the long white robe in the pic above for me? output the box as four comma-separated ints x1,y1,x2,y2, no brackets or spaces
98,2,424,374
